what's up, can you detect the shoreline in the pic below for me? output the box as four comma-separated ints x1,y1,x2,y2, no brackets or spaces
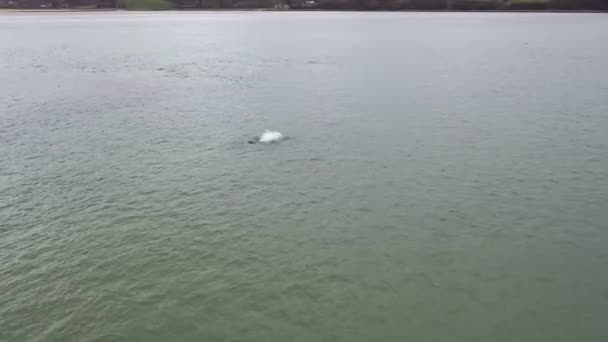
1,8,606,12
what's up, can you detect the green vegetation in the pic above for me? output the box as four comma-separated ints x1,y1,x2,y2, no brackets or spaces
123,0,173,9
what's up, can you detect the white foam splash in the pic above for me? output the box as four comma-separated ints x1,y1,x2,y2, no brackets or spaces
258,130,284,143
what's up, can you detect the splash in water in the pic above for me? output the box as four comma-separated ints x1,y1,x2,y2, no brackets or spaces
259,130,284,143
249,130,285,144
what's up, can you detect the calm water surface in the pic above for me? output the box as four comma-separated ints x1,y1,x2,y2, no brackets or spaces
1,12,607,341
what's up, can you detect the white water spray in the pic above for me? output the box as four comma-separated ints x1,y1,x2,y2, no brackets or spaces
258,130,284,143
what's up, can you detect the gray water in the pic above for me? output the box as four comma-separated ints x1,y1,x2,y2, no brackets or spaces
1,11,608,341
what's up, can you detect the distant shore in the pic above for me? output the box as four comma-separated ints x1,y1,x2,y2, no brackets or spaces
1,8,606,11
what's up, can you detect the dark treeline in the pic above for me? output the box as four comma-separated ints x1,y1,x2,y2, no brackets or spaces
2,0,607,11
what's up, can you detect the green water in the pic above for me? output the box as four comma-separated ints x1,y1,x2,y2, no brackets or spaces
1,12,607,341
